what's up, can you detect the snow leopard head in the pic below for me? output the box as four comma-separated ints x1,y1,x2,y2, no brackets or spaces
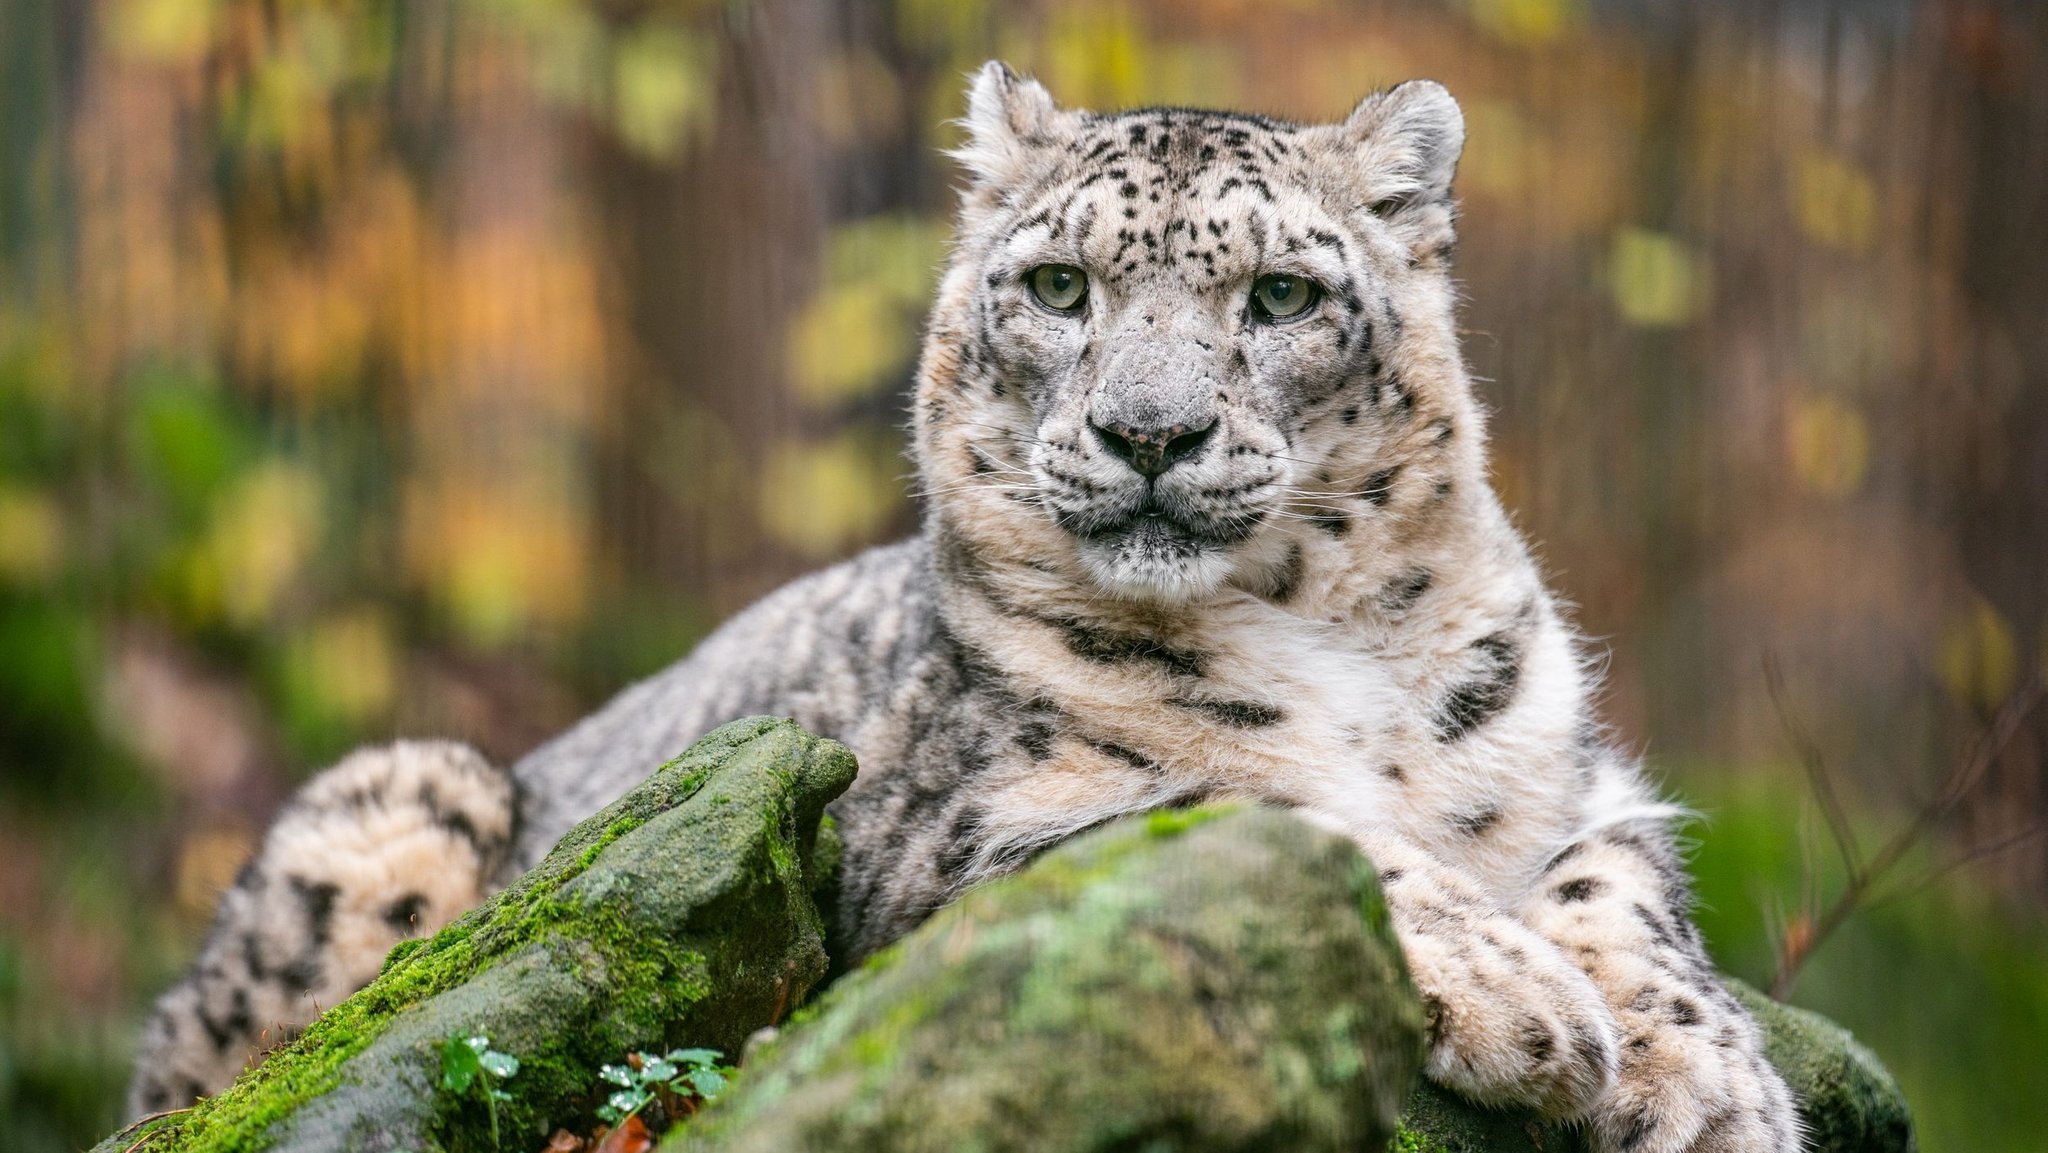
916,62,1483,605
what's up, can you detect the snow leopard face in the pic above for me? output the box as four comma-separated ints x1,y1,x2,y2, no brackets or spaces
918,63,1479,603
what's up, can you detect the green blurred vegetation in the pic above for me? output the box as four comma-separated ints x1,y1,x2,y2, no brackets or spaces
3,0,2046,1149
1686,772,2048,1153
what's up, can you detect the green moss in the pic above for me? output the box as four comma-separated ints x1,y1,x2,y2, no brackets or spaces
577,816,646,868
1142,804,1228,838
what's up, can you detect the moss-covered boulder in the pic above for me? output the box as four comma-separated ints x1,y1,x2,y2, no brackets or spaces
98,717,855,1153
664,799,1910,1153
1735,983,1914,1153
1392,983,1912,1152
667,806,1428,1153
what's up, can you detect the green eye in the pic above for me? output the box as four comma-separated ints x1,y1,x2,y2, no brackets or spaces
1251,273,1319,321
1029,264,1088,311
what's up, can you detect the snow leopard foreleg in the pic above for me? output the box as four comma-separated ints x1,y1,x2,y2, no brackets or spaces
1521,820,1802,1152
125,740,515,1118
1353,830,1623,1120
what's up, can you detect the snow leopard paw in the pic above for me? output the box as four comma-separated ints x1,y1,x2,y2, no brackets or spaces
1585,983,1803,1153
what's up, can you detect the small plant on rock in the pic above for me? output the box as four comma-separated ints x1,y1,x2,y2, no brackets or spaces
596,1047,731,1127
438,1033,521,1150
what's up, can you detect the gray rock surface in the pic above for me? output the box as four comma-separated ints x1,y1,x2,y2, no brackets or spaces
669,806,1428,1153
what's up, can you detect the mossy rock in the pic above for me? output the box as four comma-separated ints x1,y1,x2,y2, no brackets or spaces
1389,981,1913,1152
669,798,1911,1153
1735,983,1914,1153
667,806,1428,1153
97,717,855,1153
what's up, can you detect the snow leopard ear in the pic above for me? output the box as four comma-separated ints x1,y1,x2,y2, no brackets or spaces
953,61,1062,188
1339,81,1465,252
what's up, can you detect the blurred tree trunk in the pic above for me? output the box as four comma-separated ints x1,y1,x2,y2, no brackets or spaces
588,0,832,622
1934,1,2048,896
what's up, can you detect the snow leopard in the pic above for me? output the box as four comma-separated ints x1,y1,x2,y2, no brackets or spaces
130,63,1801,1151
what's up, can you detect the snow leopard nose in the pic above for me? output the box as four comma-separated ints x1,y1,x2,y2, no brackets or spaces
1089,416,1217,478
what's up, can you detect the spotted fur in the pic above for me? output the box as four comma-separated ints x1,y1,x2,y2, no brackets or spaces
132,65,1800,1150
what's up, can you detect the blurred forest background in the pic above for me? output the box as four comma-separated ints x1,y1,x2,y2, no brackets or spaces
3,0,2046,1148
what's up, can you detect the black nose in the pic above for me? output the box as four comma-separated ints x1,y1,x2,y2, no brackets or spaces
1090,416,1218,478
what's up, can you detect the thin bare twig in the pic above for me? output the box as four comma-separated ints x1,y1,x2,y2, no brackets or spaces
1769,668,2045,999
1764,656,1863,880
115,1108,192,1153
1869,823,2048,908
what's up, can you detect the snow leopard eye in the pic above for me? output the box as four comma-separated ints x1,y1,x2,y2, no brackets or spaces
1250,273,1320,322
1028,264,1088,312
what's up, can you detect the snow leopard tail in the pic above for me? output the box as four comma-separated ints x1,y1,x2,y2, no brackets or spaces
125,740,516,1118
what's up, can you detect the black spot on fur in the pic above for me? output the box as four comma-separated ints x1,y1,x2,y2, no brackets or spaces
1015,720,1058,760
1555,876,1604,903
198,986,254,1054
1379,763,1406,783
1268,543,1304,603
1521,1019,1555,1065
1540,841,1586,875
1377,568,1432,612
290,877,340,949
1451,806,1503,836
1089,739,1161,773
1671,997,1701,1027
1632,902,1678,949
1315,512,1350,537
1431,631,1523,741
269,875,342,991
1170,697,1284,728
1571,1019,1616,1080
935,808,983,882
384,893,430,934
1616,1106,1656,1151
1056,618,1208,677
419,782,490,855
240,932,269,982
1360,467,1398,505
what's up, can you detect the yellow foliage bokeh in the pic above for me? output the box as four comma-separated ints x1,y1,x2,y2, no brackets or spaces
1940,598,2020,714
1795,152,1880,253
0,487,65,586
203,460,325,627
760,436,905,559
1609,226,1709,328
612,23,719,161
1786,394,1871,500
286,607,400,724
790,215,950,404
404,481,592,646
